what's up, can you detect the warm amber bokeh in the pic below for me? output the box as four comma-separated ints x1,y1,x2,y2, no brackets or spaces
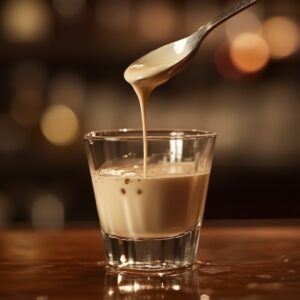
0,0,299,227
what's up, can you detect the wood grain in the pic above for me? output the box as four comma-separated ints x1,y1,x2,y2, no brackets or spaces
0,225,299,299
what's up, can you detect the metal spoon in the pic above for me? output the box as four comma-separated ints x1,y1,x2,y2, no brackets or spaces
124,0,260,86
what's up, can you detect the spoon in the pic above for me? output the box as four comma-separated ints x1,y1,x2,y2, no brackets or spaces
124,0,260,87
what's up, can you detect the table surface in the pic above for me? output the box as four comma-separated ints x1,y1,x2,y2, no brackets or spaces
0,223,300,300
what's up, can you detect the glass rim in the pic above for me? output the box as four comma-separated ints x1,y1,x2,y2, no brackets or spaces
84,128,216,141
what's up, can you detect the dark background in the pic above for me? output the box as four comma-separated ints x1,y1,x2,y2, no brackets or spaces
0,0,299,228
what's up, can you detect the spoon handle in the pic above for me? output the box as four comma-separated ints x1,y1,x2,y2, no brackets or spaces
205,0,260,32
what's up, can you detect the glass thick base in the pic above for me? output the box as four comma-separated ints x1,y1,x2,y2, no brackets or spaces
102,228,201,272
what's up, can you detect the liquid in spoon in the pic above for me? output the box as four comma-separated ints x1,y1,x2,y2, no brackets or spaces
124,49,184,176
124,0,260,176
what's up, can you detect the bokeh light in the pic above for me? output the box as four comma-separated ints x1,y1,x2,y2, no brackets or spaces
10,89,43,127
255,82,300,163
40,104,79,146
84,83,125,131
136,2,176,42
49,73,86,115
95,0,130,33
205,104,242,153
225,10,261,41
186,3,224,53
53,0,85,18
0,114,27,153
230,33,270,73
214,43,243,80
31,194,64,229
10,61,48,90
263,16,299,59
2,0,52,42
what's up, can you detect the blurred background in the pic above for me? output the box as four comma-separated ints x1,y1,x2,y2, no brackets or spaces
0,0,299,229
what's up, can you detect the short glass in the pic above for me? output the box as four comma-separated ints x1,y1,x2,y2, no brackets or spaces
84,129,216,272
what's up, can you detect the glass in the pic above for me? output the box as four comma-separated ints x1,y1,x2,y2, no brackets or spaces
104,264,203,298
84,129,216,272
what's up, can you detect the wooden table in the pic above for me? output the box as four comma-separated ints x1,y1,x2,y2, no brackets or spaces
0,223,299,299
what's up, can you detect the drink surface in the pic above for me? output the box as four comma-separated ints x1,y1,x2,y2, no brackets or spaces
91,162,209,239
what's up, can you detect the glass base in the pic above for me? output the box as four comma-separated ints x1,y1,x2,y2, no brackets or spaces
102,228,201,272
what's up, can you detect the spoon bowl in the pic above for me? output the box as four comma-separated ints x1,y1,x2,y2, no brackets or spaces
124,0,259,86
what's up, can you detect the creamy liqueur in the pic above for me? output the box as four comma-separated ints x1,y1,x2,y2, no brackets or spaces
92,38,210,240
124,42,191,176
91,162,209,239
